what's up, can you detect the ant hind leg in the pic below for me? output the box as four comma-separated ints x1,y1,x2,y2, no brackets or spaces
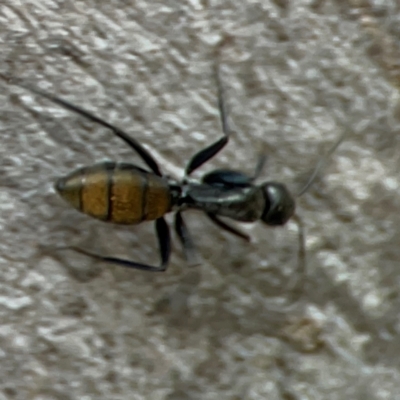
3,75,163,176
61,218,171,272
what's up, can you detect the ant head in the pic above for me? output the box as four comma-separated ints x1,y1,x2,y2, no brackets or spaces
261,182,295,226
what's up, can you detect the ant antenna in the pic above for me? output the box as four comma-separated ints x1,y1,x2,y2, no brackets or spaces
284,131,345,307
251,153,268,182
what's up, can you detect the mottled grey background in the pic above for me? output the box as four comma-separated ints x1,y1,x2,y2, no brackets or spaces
1,1,400,399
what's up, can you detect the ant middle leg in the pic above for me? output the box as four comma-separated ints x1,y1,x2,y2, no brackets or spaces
174,211,200,266
185,65,232,176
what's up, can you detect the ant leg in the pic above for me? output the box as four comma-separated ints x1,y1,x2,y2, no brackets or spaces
2,75,162,176
185,65,231,176
174,211,200,266
207,213,250,242
63,218,171,272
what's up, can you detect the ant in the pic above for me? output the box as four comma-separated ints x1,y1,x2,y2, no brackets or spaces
2,67,343,273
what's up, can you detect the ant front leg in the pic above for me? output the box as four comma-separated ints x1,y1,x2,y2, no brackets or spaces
185,65,232,176
206,213,250,242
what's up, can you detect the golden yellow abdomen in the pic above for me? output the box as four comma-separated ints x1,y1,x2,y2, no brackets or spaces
55,162,172,224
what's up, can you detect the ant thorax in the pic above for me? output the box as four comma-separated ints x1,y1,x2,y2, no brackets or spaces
178,179,265,223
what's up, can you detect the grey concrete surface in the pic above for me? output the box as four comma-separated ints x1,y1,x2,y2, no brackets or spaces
1,1,400,399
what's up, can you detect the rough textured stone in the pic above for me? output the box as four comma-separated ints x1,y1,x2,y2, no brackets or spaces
1,1,400,399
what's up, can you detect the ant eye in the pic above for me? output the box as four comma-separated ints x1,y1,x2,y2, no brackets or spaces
261,182,295,226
